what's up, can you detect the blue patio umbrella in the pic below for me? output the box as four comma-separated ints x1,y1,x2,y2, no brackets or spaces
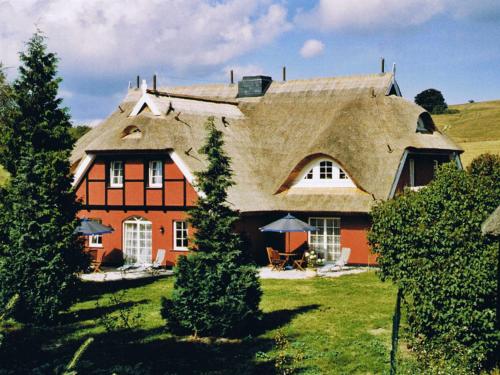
74,218,114,236
259,213,317,252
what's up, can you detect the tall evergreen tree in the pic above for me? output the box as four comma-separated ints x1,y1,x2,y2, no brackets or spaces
161,117,261,337
0,32,87,324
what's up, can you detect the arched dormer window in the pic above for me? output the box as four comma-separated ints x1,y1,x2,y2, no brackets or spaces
121,125,142,139
416,112,435,134
293,158,355,188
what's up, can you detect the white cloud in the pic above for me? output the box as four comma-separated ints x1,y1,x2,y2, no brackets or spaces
296,0,444,30
295,0,500,31
300,39,325,58
0,1,291,75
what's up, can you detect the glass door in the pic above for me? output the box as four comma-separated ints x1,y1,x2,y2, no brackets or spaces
308,218,340,262
123,217,152,264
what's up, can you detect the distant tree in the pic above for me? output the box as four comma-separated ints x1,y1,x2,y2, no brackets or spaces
0,32,87,324
415,88,448,114
369,157,499,372
69,125,91,142
161,117,262,338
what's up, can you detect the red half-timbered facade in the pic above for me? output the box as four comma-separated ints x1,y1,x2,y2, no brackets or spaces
75,153,197,266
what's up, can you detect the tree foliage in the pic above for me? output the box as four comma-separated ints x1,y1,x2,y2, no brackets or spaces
69,125,91,142
368,158,499,372
414,88,448,114
0,32,87,324
161,117,261,337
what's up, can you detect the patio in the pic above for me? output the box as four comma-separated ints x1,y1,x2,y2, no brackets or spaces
259,266,369,279
80,265,369,282
80,267,173,282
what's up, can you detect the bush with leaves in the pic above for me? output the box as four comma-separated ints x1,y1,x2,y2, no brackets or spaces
0,32,87,324
161,117,261,338
369,158,499,372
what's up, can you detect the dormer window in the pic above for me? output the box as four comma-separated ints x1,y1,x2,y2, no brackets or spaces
416,112,435,134
121,125,142,139
293,158,355,188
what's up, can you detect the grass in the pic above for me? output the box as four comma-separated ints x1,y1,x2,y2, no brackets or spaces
1,271,398,374
433,100,500,166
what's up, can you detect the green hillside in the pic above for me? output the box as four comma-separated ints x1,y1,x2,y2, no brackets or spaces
433,100,500,166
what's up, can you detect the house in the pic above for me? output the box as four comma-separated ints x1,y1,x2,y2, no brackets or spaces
71,71,462,266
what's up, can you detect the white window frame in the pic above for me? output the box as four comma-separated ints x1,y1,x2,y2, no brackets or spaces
308,217,341,262
89,234,103,248
148,160,163,188
173,221,188,251
294,158,355,188
110,161,123,187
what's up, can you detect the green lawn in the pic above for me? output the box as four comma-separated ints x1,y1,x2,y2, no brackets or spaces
1,271,399,374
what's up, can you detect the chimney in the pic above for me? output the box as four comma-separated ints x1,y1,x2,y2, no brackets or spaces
381,57,385,73
153,74,157,91
392,62,396,77
282,66,286,82
136,75,140,89
237,75,272,98
230,70,234,84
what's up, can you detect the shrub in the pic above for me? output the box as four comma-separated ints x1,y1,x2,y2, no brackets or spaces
161,252,261,337
369,158,499,371
161,117,261,337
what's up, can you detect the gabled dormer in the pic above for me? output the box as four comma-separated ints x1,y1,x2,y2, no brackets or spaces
129,80,160,116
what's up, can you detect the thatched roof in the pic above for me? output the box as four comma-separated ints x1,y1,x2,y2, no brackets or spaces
72,73,461,214
482,206,500,237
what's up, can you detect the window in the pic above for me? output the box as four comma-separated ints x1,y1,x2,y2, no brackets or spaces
308,218,341,262
174,221,188,250
110,161,123,187
294,158,355,188
319,161,333,179
149,160,163,187
416,113,435,134
89,234,103,247
89,218,103,248
123,217,152,264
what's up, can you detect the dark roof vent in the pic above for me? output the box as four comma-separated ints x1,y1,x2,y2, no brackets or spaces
237,75,272,98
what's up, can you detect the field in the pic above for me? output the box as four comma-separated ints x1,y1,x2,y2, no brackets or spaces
1,272,404,374
433,100,500,166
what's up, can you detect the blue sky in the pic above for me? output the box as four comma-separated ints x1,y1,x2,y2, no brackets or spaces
1,0,499,126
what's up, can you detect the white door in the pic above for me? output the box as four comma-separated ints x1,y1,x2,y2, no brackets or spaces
308,218,341,262
123,217,152,264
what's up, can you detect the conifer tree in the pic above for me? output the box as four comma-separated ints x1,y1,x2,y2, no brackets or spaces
161,117,261,337
0,32,87,324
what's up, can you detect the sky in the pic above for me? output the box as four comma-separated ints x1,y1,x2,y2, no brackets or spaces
1,0,499,126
